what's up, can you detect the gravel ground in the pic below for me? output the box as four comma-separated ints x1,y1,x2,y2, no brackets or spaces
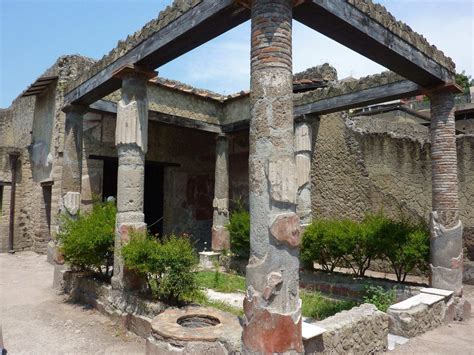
0,252,145,354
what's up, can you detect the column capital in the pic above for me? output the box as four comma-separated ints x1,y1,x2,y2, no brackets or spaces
421,81,463,97
216,132,228,141
112,64,157,81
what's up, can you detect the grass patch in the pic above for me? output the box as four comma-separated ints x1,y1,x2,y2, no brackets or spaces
196,271,245,293
195,271,356,320
192,291,244,317
301,291,358,320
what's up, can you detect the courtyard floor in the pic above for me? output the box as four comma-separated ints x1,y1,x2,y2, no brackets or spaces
1,251,473,354
0,252,145,354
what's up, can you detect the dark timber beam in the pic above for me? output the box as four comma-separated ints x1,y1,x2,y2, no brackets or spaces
89,100,222,134
293,0,454,87
64,0,250,106
294,80,421,116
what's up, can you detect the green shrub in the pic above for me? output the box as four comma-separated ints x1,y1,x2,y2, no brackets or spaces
363,286,397,312
301,212,429,280
122,232,198,304
301,219,350,271
379,218,430,282
342,213,386,277
226,209,250,259
57,201,116,278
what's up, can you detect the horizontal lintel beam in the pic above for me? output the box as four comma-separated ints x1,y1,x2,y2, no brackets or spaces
294,80,421,117
294,0,453,87
64,0,250,106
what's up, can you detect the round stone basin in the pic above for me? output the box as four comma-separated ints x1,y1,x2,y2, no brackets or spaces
151,307,241,342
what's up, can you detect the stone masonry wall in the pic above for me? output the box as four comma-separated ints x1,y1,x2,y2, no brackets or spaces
304,303,389,354
311,113,474,278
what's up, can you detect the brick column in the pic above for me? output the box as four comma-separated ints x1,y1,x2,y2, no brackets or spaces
243,0,303,353
111,67,154,291
295,116,313,226
212,133,230,251
429,89,463,295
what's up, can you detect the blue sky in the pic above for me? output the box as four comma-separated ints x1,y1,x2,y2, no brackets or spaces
1,0,473,108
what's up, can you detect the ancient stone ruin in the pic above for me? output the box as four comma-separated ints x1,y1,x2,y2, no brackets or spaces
1,0,473,353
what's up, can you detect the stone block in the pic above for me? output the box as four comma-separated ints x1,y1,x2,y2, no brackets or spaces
304,304,388,354
199,251,220,270
387,293,447,337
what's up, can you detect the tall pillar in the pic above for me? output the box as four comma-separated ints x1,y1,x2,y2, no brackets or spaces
295,116,313,226
212,133,230,251
48,105,86,264
61,105,87,218
243,0,303,353
429,88,463,296
111,66,154,291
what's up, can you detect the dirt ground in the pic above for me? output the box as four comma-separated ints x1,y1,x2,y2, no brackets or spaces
1,252,473,354
0,252,145,354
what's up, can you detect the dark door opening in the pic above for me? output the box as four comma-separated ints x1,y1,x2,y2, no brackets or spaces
100,157,164,236
144,165,164,236
42,185,52,235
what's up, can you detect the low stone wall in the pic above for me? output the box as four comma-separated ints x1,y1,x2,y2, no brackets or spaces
55,267,166,338
387,288,471,338
304,304,389,354
300,270,424,301
55,268,242,354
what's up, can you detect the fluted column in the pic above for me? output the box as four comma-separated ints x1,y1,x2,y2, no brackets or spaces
429,88,463,296
212,133,230,251
295,116,313,226
243,0,303,352
111,67,154,291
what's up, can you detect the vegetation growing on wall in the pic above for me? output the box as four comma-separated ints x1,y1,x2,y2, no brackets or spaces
57,201,116,279
301,212,430,281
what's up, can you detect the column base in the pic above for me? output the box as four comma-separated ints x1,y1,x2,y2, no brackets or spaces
242,288,303,353
211,225,230,251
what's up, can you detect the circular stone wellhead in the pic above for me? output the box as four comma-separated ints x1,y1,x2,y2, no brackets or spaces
177,315,221,328
151,307,241,342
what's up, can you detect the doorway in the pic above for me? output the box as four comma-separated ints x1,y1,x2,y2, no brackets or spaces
99,157,164,236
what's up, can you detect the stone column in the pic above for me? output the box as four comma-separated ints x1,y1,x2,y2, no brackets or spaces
111,67,154,291
429,88,463,296
212,133,230,251
61,105,87,218
48,105,86,264
243,0,303,353
295,116,313,226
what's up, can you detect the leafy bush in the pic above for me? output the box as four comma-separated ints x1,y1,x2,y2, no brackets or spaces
57,201,116,278
122,232,198,304
343,213,386,277
301,219,350,271
363,286,397,312
226,209,250,259
379,218,430,282
301,212,430,280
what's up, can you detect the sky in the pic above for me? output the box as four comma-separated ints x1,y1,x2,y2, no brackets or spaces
0,0,473,108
